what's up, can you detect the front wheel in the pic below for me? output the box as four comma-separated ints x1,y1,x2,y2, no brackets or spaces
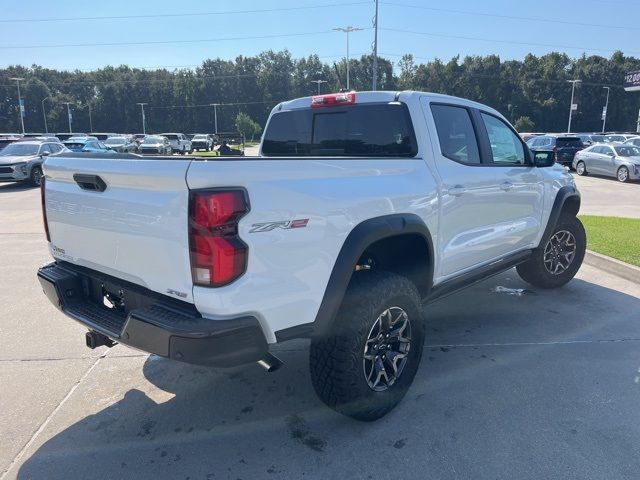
517,215,586,289
576,161,587,176
30,166,43,187
309,271,424,421
617,166,629,183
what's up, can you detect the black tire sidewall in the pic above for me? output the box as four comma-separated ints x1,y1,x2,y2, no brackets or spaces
30,166,43,187
310,272,424,421
517,215,586,289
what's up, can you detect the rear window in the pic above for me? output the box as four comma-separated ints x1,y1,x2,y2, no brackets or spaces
261,103,418,157
556,137,583,148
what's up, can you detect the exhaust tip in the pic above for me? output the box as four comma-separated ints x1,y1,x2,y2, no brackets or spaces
257,353,283,373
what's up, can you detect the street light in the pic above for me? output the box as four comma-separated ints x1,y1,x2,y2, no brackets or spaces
210,103,220,134
333,26,363,90
10,77,25,134
310,79,328,95
566,79,581,133
87,103,93,133
41,97,50,134
136,103,148,134
63,102,73,133
602,86,610,133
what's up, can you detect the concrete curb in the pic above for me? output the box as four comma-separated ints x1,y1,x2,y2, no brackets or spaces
583,250,640,285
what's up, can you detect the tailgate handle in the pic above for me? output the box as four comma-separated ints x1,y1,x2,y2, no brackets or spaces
73,174,107,192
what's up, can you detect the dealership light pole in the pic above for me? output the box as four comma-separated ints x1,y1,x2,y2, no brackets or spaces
210,103,220,134
310,79,328,95
333,26,362,90
41,96,50,134
87,103,93,133
63,102,73,133
10,77,25,134
136,103,147,134
601,86,610,133
566,79,581,133
372,0,379,90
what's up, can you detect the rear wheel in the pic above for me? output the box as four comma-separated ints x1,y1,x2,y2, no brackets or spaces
575,161,587,176
309,271,424,421
517,215,586,289
617,166,629,182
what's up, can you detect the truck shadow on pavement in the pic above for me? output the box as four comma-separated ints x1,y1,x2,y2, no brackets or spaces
16,271,640,480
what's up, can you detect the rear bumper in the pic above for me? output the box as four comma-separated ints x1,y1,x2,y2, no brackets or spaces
37,262,268,367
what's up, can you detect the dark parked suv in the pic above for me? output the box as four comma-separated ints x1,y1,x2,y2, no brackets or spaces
526,135,584,168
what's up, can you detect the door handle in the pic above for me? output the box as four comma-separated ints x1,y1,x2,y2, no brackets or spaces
448,185,466,197
500,181,513,191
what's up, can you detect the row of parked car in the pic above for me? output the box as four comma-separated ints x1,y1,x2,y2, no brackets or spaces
522,132,640,183
0,132,244,187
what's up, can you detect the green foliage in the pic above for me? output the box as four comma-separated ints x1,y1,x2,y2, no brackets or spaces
1,50,639,134
579,215,640,267
514,116,535,132
234,112,261,141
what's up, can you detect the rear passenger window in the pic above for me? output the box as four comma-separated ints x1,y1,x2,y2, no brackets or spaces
480,113,525,165
262,103,417,157
430,104,480,164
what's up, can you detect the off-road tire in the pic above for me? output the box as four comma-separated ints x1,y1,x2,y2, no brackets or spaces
309,271,425,421
516,215,586,289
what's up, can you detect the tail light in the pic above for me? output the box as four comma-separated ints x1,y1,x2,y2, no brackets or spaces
189,189,249,287
311,92,356,108
41,176,51,242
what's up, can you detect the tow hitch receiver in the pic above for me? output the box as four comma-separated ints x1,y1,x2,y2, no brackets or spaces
86,330,116,349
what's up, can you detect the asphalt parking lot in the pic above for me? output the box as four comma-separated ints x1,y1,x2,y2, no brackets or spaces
1,176,639,480
573,174,639,218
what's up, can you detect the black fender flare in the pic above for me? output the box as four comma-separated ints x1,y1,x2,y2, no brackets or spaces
312,213,434,338
540,185,581,245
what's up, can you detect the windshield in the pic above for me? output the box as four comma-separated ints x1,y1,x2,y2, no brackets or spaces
615,145,640,157
142,136,162,144
105,138,126,145
162,134,179,140
0,143,40,156
64,142,85,150
605,135,625,142
193,135,207,140
591,135,605,143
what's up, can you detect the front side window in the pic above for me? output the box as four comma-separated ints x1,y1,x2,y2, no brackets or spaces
480,113,525,165
430,104,480,164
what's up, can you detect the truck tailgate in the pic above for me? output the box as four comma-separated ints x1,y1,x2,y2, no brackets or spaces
44,155,195,302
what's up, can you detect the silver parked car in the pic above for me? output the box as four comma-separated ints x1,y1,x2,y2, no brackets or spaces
0,140,66,186
573,143,640,182
623,136,640,148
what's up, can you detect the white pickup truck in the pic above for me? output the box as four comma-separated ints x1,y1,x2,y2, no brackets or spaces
37,91,585,421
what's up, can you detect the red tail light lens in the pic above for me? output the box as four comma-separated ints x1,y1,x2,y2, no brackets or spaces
41,176,51,242
311,92,356,108
189,190,249,287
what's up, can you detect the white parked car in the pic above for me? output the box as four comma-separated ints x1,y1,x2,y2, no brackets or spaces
160,133,192,154
38,91,584,421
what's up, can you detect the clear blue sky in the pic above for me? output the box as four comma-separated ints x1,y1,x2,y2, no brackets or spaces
0,0,638,71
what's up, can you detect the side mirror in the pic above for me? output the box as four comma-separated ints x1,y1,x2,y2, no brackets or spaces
40,151,50,157
533,150,555,168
